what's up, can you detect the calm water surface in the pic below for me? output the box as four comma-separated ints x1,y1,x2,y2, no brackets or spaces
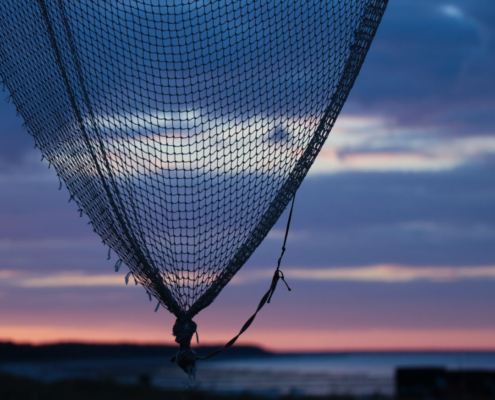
212,352,495,377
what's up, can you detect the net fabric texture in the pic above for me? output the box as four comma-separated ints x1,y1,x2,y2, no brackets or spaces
0,0,388,319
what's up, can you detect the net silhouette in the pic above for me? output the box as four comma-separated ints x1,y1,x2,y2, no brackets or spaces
0,0,388,375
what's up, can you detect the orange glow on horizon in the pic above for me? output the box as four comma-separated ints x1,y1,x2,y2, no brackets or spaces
2,325,495,352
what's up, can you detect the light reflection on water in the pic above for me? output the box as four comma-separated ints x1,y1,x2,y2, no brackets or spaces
212,352,495,376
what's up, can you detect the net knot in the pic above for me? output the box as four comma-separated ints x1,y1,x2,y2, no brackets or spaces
173,318,197,346
171,318,197,376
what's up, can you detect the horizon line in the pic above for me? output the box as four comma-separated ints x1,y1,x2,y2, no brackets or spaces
3,340,495,354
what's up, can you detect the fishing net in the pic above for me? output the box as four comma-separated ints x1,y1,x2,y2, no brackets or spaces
0,0,388,374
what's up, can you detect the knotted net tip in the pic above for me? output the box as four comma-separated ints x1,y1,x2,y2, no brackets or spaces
173,318,197,345
172,318,198,376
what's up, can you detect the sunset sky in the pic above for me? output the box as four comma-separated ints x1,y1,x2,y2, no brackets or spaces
1,0,495,352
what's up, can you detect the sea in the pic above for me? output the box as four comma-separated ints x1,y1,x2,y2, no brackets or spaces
2,352,495,397
214,351,495,375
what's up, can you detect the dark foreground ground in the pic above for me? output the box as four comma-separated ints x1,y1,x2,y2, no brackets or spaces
0,375,396,400
0,373,386,400
0,373,252,400
4,372,495,400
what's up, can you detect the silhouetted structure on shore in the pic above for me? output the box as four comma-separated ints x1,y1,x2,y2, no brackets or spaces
396,367,495,399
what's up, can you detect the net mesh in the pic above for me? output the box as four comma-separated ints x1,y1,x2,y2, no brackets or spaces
0,0,388,319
